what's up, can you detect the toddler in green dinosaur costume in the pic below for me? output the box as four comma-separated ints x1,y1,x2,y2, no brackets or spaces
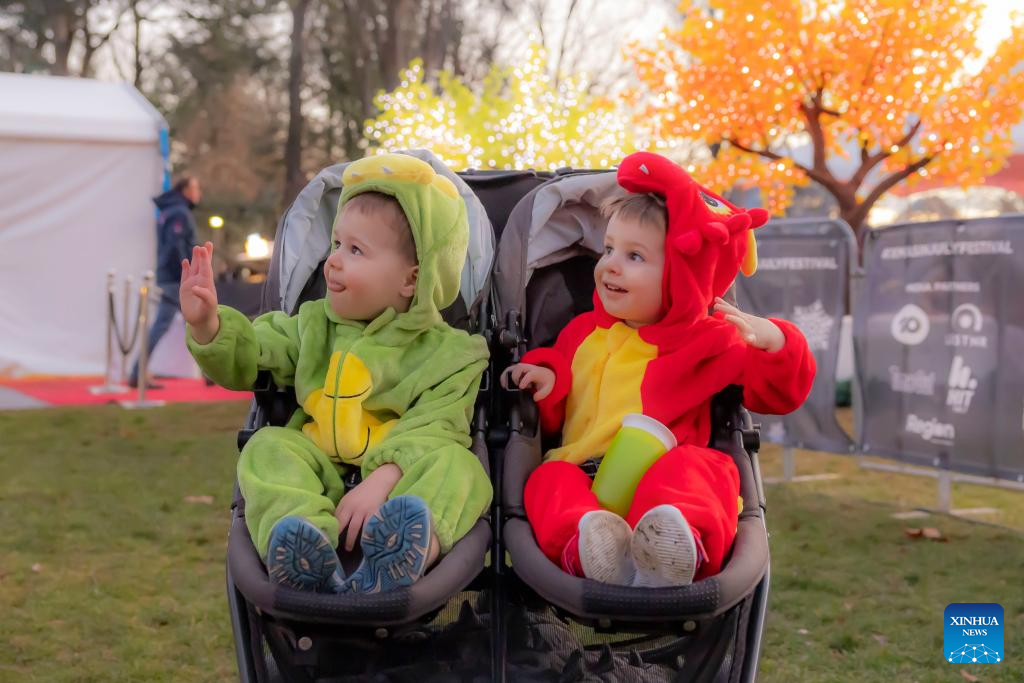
180,154,491,594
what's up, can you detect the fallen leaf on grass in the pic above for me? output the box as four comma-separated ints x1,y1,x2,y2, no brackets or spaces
184,495,214,505
904,527,948,542
31,563,43,573
872,634,888,646
960,670,978,682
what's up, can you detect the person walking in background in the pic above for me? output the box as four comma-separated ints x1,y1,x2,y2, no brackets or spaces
129,175,202,388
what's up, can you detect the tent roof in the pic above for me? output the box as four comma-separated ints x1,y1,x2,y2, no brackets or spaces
0,73,165,145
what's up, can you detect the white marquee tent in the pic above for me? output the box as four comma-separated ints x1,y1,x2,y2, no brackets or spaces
0,73,181,378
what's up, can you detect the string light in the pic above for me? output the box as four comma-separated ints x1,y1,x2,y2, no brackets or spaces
365,46,635,170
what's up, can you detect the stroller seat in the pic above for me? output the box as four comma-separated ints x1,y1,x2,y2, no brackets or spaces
490,171,772,682
501,389,768,624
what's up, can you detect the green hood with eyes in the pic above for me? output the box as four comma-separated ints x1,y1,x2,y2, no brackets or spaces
186,153,491,553
334,153,469,334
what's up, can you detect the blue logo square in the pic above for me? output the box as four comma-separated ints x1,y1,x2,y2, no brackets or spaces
945,603,1004,664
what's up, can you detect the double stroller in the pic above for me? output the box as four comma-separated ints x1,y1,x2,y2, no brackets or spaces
227,151,771,682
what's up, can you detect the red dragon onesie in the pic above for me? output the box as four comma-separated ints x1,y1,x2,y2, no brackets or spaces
523,152,816,581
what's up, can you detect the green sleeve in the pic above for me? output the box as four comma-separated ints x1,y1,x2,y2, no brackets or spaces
186,305,302,391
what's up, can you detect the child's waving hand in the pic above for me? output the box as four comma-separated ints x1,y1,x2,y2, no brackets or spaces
713,297,785,353
180,241,220,344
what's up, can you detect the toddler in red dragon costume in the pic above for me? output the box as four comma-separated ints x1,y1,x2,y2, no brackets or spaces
504,152,816,586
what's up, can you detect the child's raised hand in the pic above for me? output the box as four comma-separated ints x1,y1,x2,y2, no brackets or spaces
714,297,785,353
501,363,556,401
180,242,220,343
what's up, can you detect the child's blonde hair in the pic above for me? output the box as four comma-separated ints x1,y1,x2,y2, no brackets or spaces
600,192,667,232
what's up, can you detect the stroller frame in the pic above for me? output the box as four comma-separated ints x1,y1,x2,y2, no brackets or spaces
224,164,772,683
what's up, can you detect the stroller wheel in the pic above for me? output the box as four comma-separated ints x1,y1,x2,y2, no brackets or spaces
265,516,346,592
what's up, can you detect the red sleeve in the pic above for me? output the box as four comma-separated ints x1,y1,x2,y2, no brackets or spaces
519,313,596,435
741,318,816,415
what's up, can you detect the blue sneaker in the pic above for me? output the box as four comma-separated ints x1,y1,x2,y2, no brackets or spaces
265,516,346,592
339,496,432,594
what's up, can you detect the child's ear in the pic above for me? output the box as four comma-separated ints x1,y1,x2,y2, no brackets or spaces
400,265,419,298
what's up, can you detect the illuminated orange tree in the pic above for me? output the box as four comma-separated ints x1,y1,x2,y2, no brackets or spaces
628,0,1024,240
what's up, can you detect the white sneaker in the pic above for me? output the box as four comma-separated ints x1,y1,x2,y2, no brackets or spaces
631,505,698,588
577,510,635,585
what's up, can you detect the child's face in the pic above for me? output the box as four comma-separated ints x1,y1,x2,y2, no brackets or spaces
595,214,665,328
324,205,418,321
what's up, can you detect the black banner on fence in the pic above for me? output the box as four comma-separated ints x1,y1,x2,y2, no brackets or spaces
735,218,855,454
854,215,1024,482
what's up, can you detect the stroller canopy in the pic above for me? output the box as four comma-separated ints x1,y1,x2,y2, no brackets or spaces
493,172,621,321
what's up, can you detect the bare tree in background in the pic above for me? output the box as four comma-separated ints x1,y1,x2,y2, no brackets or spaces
305,0,512,163
129,0,144,87
0,0,669,253
0,0,128,76
505,0,678,94
283,0,311,207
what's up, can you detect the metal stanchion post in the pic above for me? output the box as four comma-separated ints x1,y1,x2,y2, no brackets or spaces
120,275,133,384
120,271,165,409
89,270,129,394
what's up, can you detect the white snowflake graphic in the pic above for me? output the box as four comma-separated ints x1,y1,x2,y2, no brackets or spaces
791,300,834,353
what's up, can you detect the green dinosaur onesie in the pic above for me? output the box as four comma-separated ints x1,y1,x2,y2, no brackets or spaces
187,154,491,556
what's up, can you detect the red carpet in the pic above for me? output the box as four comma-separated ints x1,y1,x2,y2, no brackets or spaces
0,375,251,408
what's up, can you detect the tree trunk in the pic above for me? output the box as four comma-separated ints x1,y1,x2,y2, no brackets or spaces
132,0,143,89
50,10,74,76
283,0,312,208
839,203,867,254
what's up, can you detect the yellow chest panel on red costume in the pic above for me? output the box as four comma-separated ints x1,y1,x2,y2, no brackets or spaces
545,323,658,463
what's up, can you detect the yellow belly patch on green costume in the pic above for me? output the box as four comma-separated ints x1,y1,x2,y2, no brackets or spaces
302,350,396,464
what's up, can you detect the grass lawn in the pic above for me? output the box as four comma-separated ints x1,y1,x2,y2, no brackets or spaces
1,402,1022,681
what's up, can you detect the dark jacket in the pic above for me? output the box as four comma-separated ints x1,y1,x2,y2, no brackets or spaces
154,189,198,283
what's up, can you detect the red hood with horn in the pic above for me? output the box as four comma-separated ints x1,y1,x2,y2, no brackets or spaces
592,151,770,336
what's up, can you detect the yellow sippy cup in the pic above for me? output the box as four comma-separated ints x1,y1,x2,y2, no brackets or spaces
591,414,677,516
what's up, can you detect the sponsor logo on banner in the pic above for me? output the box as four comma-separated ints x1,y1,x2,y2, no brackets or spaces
945,603,1004,664
889,366,936,396
891,304,930,346
946,356,978,414
945,303,988,349
905,414,955,446
791,300,834,352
